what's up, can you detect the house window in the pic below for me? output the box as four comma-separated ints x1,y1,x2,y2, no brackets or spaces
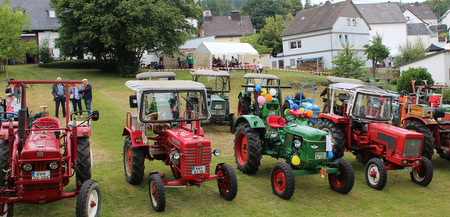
406,16,410,21
297,40,302,49
352,19,356,26
339,34,343,43
204,11,211,17
272,61,277,68
48,10,56,18
290,59,295,67
345,35,349,43
290,42,297,49
347,18,351,26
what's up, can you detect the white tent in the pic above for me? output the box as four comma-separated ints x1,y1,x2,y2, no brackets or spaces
194,42,260,68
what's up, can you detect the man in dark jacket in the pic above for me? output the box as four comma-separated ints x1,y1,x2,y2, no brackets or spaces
78,78,92,116
51,77,66,118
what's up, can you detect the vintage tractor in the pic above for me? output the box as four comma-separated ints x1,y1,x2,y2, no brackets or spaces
136,71,176,80
122,80,237,212
318,83,433,190
283,83,321,125
190,70,235,131
234,84,354,199
0,80,101,216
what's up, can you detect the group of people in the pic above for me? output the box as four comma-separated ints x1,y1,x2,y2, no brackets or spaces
177,54,194,69
2,80,21,120
212,56,240,68
52,77,92,118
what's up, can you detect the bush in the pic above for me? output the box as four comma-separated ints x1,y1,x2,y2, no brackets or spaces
443,89,450,104
397,67,434,93
38,59,100,69
39,39,53,64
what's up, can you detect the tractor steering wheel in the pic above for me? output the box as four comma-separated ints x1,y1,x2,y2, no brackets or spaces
284,113,297,123
158,109,179,120
32,121,58,129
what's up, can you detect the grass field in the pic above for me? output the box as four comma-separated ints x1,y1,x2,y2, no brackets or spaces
4,64,450,216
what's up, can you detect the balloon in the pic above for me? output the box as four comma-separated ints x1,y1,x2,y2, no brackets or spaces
257,95,265,104
328,151,334,159
261,88,267,95
291,155,301,166
284,109,289,115
265,94,272,101
292,104,299,110
255,85,262,92
299,107,304,112
269,88,277,96
306,110,314,117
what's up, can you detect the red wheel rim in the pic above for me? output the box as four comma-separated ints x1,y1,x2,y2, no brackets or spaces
331,164,346,188
218,170,230,195
126,145,132,176
238,101,242,116
273,169,286,193
150,182,157,206
236,132,249,165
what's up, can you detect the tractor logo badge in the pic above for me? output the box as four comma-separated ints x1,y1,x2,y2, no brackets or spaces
37,150,44,157
311,144,318,149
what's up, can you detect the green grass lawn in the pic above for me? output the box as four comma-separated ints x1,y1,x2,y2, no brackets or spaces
4,65,450,216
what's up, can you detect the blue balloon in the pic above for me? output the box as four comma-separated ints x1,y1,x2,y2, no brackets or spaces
255,85,262,92
328,151,333,159
292,104,299,110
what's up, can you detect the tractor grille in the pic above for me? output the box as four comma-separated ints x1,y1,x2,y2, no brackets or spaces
403,138,422,158
183,145,211,176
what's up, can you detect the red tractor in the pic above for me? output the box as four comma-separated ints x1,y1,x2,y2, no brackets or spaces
318,83,433,190
0,80,100,216
122,80,237,212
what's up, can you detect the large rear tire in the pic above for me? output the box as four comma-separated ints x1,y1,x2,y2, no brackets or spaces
365,158,387,190
123,136,145,185
216,164,238,201
234,122,262,174
270,162,295,200
328,158,354,194
148,173,166,212
410,156,433,186
403,120,435,160
437,148,450,160
238,96,251,116
0,140,9,187
77,137,91,185
76,179,101,217
318,119,346,160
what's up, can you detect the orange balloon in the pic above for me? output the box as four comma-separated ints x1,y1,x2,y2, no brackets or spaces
306,110,313,117
265,94,272,102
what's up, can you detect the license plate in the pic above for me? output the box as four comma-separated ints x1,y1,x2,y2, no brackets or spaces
192,166,206,174
269,111,276,116
403,167,413,172
315,152,326,160
32,171,50,180
214,104,222,109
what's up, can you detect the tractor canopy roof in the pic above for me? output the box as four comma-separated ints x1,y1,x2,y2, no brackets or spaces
244,73,279,80
125,80,206,92
327,76,365,85
329,83,392,97
190,69,230,77
135,71,176,80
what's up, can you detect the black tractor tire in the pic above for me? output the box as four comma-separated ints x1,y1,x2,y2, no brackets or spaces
234,122,262,174
410,156,433,186
76,179,101,217
76,137,92,185
318,119,346,160
238,96,251,116
270,162,295,200
216,164,238,201
328,158,355,194
365,158,387,190
403,121,435,160
148,173,166,212
229,115,237,134
0,140,9,187
0,203,13,217
123,136,145,185
437,148,450,160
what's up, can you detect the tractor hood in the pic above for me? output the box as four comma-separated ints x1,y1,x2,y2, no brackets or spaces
285,124,328,141
21,133,61,159
210,94,226,102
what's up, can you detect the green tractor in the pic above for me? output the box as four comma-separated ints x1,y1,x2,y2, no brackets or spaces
233,84,355,199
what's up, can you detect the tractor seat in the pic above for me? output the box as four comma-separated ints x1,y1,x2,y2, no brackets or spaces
294,92,305,101
288,109,303,117
32,117,61,130
1,121,18,128
267,116,286,129
433,107,450,125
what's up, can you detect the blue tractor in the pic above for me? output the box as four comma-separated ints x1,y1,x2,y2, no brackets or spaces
283,83,321,125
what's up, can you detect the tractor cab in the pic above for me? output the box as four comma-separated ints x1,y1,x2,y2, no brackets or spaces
135,71,176,80
347,85,393,122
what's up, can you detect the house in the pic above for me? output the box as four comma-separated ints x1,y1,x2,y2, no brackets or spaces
407,23,436,46
356,3,407,56
1,0,60,63
396,43,450,85
278,0,371,70
401,2,438,26
439,8,450,29
200,9,255,43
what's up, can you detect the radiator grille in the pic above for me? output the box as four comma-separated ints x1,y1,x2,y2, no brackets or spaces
183,146,211,175
402,138,422,158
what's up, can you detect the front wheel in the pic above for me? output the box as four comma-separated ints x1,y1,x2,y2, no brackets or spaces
77,137,92,185
0,203,13,217
365,158,387,190
328,158,354,194
148,173,166,212
216,164,238,201
76,179,101,217
123,136,145,185
410,156,433,186
270,162,295,200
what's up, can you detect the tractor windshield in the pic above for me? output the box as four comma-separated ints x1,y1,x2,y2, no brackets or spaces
140,90,208,123
352,93,392,121
195,75,230,93
248,78,279,86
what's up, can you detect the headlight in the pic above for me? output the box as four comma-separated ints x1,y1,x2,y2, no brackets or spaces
23,164,33,171
172,152,180,160
401,160,408,164
294,139,302,148
49,162,59,170
415,160,421,165
212,149,221,156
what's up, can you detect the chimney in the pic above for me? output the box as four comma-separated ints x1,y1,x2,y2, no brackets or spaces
231,11,241,21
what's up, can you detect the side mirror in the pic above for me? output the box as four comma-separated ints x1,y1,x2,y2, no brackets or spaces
129,95,137,108
91,110,99,121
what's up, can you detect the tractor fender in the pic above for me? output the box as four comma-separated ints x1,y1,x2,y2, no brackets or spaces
238,91,251,99
235,115,265,129
122,126,148,147
214,162,226,174
317,113,349,124
75,126,91,137
401,115,438,127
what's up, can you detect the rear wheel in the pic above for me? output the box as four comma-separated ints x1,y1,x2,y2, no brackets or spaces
229,115,237,134
123,136,145,185
148,173,166,212
0,203,13,217
410,156,433,186
403,120,435,160
216,164,238,201
318,119,346,160
234,122,262,174
328,158,354,194
77,137,91,185
238,96,251,116
365,158,387,190
0,140,9,187
437,148,450,160
270,162,295,200
76,179,101,217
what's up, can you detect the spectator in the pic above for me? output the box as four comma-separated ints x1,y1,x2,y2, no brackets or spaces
177,56,183,69
5,79,21,102
51,77,66,118
231,56,238,67
187,54,194,69
70,84,83,117
257,62,263,74
78,78,92,116
6,93,19,120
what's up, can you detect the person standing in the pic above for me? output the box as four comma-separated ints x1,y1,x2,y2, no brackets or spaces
51,77,66,118
5,78,21,102
257,62,263,74
177,56,182,69
70,84,83,117
187,54,194,69
78,78,92,116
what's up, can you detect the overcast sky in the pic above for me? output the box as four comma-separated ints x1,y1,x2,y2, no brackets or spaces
309,0,426,5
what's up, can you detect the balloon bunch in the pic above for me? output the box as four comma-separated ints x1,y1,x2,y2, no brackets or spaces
256,85,277,104
284,102,314,118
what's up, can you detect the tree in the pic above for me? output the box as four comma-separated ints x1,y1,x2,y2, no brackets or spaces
332,43,365,78
0,2,37,79
39,38,54,64
241,0,287,30
240,34,272,56
397,67,434,93
51,0,201,77
395,38,426,66
364,33,390,77
201,0,235,16
424,0,450,18
260,15,285,57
